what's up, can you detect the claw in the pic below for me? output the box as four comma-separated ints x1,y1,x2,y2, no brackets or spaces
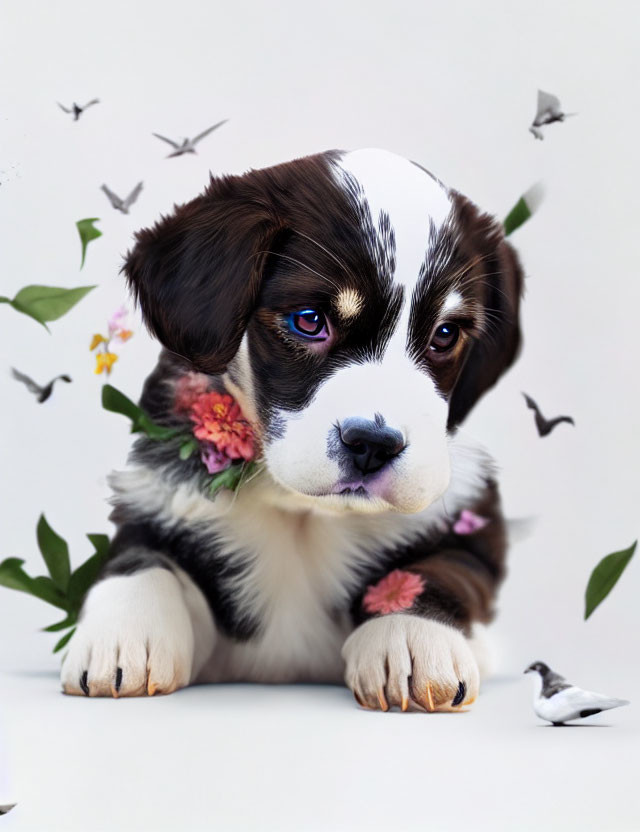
425,683,435,712
377,688,389,712
147,681,158,696
401,695,409,712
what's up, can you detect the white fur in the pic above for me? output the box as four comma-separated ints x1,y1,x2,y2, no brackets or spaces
107,432,492,684
61,564,215,696
341,613,480,711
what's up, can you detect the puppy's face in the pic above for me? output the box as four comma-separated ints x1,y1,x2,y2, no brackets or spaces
126,149,522,514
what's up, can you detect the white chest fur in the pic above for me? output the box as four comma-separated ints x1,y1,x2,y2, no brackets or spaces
109,432,492,683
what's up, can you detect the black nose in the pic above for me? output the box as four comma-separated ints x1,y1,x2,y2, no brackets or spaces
339,418,405,475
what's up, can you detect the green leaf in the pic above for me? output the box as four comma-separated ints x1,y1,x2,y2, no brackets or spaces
76,218,102,268
207,462,258,497
43,614,77,632
67,552,108,611
86,533,110,561
36,514,71,592
179,438,198,460
0,558,68,610
10,284,96,327
585,541,636,619
504,198,532,236
101,384,181,440
53,628,76,653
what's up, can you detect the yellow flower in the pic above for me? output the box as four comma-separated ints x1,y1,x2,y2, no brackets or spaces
90,333,106,351
95,352,118,375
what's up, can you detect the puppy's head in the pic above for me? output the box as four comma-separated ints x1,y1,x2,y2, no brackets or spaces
125,149,523,514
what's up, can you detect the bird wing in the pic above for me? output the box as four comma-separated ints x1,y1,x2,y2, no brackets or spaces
82,98,100,109
11,367,42,395
57,375,72,384
191,119,228,145
152,133,180,149
522,392,540,413
57,102,72,113
546,415,575,431
529,125,544,140
123,181,144,209
537,90,562,116
557,686,630,713
100,184,122,209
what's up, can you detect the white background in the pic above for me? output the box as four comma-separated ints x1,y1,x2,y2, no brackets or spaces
1,1,639,829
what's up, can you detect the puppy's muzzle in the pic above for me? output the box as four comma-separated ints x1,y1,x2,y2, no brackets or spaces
339,418,405,475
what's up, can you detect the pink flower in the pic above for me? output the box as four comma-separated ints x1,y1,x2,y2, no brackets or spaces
174,372,211,414
453,510,489,535
363,570,425,615
190,392,255,462
200,443,232,474
107,306,134,343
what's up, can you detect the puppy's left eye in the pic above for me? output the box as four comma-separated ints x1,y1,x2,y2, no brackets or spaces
429,323,460,352
287,309,329,340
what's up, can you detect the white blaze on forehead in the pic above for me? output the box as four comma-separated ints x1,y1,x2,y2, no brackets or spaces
334,149,452,292
333,149,453,359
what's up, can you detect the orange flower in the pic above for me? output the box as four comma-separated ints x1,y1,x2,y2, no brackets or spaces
95,352,118,375
190,392,255,461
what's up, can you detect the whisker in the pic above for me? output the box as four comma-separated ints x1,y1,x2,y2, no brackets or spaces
253,250,342,293
291,229,358,284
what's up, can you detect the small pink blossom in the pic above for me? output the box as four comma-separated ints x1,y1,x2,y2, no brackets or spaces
453,509,489,535
107,306,134,343
363,570,425,615
200,443,232,474
174,372,211,414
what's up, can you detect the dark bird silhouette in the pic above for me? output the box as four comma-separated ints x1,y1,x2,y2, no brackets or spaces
101,181,143,214
57,99,100,121
523,393,575,437
152,120,228,157
0,804,16,815
529,90,576,140
11,368,72,403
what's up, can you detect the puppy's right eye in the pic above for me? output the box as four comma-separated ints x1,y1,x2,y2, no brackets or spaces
287,309,329,341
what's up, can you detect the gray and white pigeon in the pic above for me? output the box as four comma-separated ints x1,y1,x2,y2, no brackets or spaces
100,181,143,214
57,99,100,121
11,368,72,403
525,661,629,725
152,119,228,157
529,90,576,140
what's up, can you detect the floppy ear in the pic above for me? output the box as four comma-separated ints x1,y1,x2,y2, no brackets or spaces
447,196,524,428
123,174,277,374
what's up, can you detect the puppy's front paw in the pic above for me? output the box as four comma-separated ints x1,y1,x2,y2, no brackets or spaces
61,568,195,698
341,614,479,712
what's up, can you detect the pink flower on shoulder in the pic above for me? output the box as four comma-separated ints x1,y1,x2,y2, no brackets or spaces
363,570,425,615
453,509,489,535
174,372,211,414
190,391,255,462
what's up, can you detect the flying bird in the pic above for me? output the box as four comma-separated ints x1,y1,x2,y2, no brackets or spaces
57,99,100,121
11,368,72,403
529,90,576,139
525,661,629,725
0,804,16,815
522,393,574,437
100,181,144,214
152,120,228,157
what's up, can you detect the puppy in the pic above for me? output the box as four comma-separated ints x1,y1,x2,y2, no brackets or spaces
61,148,522,711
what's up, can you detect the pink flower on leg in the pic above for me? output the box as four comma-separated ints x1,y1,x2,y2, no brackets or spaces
200,443,231,474
363,570,425,615
453,510,489,535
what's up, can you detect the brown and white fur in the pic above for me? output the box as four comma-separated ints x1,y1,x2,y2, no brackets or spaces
61,148,523,712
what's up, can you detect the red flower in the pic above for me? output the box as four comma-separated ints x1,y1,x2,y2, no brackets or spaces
189,392,255,462
363,570,425,615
